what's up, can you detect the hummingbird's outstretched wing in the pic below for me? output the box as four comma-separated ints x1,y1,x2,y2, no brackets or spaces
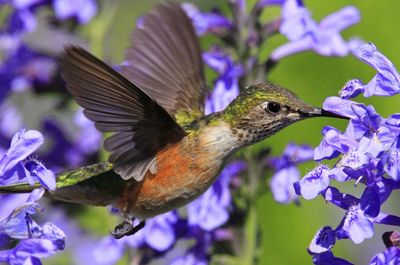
59,47,186,181
121,2,207,125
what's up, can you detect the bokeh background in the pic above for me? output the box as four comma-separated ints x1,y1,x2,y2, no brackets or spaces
2,0,400,264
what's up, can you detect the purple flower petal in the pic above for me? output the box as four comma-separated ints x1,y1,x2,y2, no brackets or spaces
5,238,59,264
182,3,232,36
312,251,354,265
92,236,124,264
53,0,97,24
24,160,56,190
337,150,369,169
145,212,177,251
369,247,400,265
354,43,400,97
308,226,336,254
384,150,400,181
283,143,314,164
329,167,350,182
360,187,380,218
342,204,374,244
296,165,330,200
322,97,358,119
272,1,360,60
270,166,299,204
339,79,365,99
324,129,358,154
203,50,243,114
322,187,359,210
0,129,44,176
0,189,44,239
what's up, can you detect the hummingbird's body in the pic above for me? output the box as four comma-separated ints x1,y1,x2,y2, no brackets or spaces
51,114,235,218
50,112,249,219
0,3,347,238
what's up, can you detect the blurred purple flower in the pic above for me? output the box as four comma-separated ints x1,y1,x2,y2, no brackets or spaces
203,50,244,114
270,166,299,204
74,109,101,154
269,143,313,204
257,0,285,8
53,0,97,24
271,0,360,60
0,46,56,103
369,247,400,265
171,252,208,265
92,236,125,265
182,3,233,36
188,161,245,231
124,211,178,252
340,43,400,98
0,103,23,138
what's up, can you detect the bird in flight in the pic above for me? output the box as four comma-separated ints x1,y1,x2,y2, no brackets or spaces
0,2,347,239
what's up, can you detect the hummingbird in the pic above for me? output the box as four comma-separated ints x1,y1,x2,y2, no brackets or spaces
0,2,346,238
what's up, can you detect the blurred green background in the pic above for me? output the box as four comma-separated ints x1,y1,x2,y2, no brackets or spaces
41,0,400,264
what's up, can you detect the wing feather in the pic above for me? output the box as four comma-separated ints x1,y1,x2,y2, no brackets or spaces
122,2,207,122
59,46,186,181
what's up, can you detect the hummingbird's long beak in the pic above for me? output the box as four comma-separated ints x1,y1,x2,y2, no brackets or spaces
300,108,350,120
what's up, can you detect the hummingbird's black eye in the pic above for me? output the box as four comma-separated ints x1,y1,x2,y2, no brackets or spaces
266,102,281,113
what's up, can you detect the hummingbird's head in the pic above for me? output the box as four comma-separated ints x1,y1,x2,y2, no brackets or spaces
223,82,347,146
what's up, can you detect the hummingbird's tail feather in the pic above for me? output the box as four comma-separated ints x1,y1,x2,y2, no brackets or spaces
0,182,39,193
0,161,113,195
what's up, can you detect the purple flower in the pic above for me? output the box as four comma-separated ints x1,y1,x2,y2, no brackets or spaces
342,204,374,244
53,0,97,24
0,129,43,177
203,50,244,114
269,143,313,203
270,166,299,204
384,150,400,181
314,126,357,161
294,165,330,200
73,109,101,154
257,0,285,8
170,252,208,265
0,46,56,103
322,97,382,140
271,0,360,60
322,187,400,245
341,43,400,98
92,236,125,265
0,129,55,190
182,3,233,36
369,247,400,265
308,226,336,254
312,251,354,265
188,161,246,231
125,211,178,251
0,189,65,264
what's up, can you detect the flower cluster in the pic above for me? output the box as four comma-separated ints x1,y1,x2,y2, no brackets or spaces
279,43,400,264
0,0,101,169
0,129,64,264
270,0,360,61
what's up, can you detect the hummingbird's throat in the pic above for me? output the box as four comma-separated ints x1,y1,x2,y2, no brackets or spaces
232,119,294,146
